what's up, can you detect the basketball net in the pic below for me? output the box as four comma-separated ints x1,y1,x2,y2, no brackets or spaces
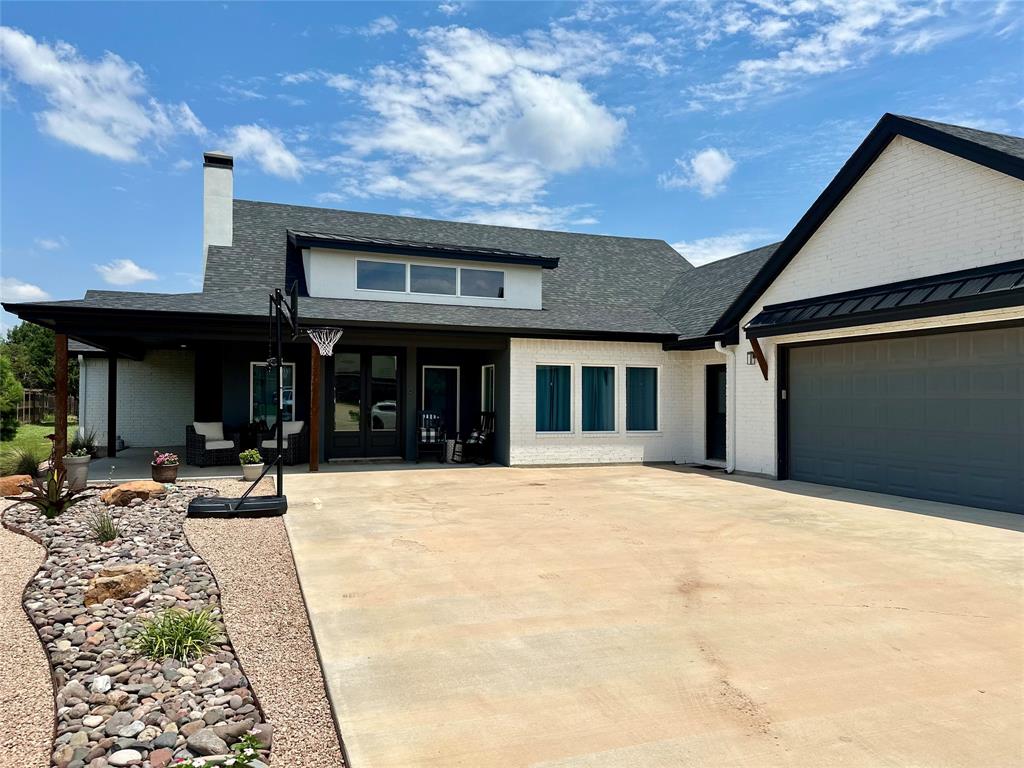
307,327,343,357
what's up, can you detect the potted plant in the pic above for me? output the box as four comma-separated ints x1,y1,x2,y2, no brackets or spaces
151,450,180,483
63,447,91,491
239,448,264,481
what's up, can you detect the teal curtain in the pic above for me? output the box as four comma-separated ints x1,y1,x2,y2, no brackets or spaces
536,365,570,431
626,367,657,430
582,367,614,431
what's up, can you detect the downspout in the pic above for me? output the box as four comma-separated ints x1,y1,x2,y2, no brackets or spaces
713,341,736,474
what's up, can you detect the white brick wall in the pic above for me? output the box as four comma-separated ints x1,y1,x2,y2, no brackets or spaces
733,136,1024,476
508,338,720,465
81,350,195,449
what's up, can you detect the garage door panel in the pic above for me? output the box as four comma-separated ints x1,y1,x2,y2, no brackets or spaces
788,326,1023,514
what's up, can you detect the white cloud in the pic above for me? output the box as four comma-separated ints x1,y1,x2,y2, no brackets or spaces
671,230,774,266
456,203,599,230
331,25,625,210
172,158,193,172
325,74,358,92
94,258,158,285
361,16,399,37
223,124,303,180
659,148,736,197
34,236,67,251
0,277,50,302
0,26,203,161
438,2,465,16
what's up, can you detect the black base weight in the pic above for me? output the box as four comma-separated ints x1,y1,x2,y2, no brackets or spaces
187,495,288,518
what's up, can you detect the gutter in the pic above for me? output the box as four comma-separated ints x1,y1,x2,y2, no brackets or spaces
713,341,736,474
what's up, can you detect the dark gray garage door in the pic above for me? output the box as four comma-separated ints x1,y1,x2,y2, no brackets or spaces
788,325,1023,513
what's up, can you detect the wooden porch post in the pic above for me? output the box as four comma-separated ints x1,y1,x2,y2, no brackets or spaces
107,353,118,458
309,344,320,471
54,334,68,473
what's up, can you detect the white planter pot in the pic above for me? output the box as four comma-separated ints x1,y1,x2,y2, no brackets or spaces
241,463,264,482
63,455,91,491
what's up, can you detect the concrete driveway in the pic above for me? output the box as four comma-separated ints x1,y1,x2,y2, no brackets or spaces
284,465,1023,768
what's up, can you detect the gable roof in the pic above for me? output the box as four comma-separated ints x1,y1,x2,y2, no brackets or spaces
709,113,1024,336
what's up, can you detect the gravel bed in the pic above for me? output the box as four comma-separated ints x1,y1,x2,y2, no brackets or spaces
185,479,345,767
0,507,53,768
3,484,273,768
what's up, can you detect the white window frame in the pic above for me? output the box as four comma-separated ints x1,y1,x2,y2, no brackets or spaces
422,365,461,433
581,364,618,434
624,364,661,433
535,362,574,435
249,361,296,423
481,364,496,412
354,257,507,301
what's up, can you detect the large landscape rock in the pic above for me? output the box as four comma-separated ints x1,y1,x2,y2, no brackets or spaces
84,564,160,605
0,474,32,496
101,480,167,507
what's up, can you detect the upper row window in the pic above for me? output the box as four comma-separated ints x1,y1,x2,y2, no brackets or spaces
356,260,505,299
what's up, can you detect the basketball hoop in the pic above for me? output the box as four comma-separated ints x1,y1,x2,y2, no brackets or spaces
307,327,343,357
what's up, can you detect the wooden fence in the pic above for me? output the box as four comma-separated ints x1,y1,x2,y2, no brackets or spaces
17,389,78,425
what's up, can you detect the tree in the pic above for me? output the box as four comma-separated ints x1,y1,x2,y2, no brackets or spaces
0,354,23,440
1,322,78,397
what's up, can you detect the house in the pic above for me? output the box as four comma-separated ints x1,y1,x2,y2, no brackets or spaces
4,114,1022,513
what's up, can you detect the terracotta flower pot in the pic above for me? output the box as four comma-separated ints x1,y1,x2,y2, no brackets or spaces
151,463,179,484
63,455,91,491
241,463,263,482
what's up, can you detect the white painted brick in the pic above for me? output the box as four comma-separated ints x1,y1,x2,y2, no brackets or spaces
733,136,1024,476
508,338,723,465
80,350,195,449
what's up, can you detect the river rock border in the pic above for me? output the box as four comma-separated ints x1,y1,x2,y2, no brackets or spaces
3,484,273,768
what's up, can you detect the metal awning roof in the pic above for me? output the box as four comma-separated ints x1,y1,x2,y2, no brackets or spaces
287,229,560,268
745,259,1024,338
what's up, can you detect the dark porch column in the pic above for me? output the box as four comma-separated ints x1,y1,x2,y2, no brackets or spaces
403,345,417,460
54,333,68,473
309,344,320,472
106,353,117,458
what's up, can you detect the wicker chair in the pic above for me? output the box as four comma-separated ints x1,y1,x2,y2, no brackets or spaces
259,420,309,466
185,423,240,467
416,411,446,463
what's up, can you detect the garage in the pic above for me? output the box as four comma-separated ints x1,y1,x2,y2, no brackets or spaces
785,325,1023,513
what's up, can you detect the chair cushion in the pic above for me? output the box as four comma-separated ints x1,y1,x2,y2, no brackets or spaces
419,426,442,443
281,420,304,437
204,439,234,451
193,421,225,440
262,438,290,449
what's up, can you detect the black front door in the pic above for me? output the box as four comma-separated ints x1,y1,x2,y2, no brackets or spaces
330,349,402,458
705,364,727,461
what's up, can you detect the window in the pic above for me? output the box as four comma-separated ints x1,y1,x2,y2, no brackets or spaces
481,364,495,411
250,362,295,427
357,260,406,292
626,367,658,431
410,264,456,295
461,268,505,298
536,365,571,432
582,366,615,432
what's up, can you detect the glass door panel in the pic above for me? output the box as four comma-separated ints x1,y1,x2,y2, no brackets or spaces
369,355,398,432
334,353,362,433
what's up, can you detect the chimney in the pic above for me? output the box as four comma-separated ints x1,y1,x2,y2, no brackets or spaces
202,152,233,274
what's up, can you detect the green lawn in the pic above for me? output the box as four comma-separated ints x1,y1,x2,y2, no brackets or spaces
0,422,76,473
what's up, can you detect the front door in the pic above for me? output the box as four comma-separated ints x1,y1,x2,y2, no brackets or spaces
422,366,460,436
331,350,402,458
705,364,727,461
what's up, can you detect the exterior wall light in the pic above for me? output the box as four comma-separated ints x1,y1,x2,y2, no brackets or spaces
746,350,755,365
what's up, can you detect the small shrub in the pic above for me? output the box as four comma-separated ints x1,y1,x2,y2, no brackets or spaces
64,447,90,459
89,510,121,543
69,428,97,456
2,447,41,477
175,732,264,767
239,448,262,466
9,468,91,519
133,608,220,662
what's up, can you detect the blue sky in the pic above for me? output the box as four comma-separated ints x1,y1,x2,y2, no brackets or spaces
1,1,1021,328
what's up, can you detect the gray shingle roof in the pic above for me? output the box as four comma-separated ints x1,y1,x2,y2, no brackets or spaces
896,115,1024,161
657,243,780,339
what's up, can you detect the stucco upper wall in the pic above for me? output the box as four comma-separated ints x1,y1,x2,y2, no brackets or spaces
744,135,1024,320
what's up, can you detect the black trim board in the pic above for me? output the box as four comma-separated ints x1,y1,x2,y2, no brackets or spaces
711,113,1024,336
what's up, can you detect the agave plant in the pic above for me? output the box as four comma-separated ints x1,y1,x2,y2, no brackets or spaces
7,468,92,519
